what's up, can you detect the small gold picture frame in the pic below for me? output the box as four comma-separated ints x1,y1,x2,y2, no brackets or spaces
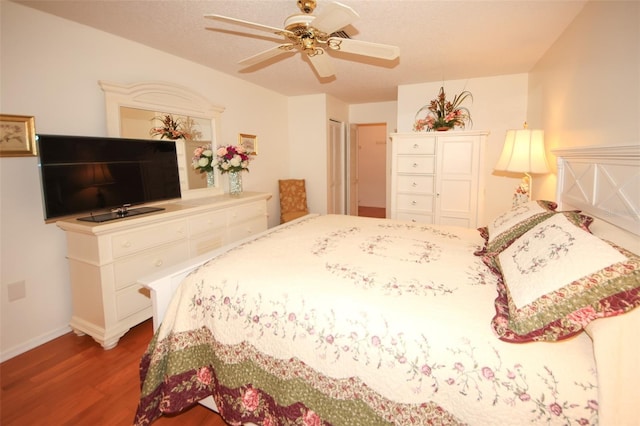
239,133,257,155
0,114,37,157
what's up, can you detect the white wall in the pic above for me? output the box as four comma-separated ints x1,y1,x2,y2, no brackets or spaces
0,2,290,360
397,75,530,223
528,0,640,201
288,94,328,214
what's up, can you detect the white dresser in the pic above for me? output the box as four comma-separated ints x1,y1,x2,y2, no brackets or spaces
56,192,271,349
390,131,488,228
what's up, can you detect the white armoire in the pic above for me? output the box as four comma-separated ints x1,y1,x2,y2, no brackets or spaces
389,131,488,228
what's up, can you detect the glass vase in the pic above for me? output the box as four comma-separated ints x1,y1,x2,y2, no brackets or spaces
206,171,215,188
228,171,242,196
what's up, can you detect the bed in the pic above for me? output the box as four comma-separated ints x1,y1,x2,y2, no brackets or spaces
134,144,640,426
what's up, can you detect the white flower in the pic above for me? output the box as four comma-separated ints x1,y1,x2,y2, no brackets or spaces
202,149,213,157
198,157,210,167
230,155,242,167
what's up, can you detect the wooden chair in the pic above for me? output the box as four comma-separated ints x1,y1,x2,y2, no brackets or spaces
278,179,309,223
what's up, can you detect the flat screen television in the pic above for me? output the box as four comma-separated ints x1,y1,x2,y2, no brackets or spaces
37,134,181,222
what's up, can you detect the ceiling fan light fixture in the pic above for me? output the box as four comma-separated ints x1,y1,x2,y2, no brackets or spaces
297,0,317,14
206,0,400,79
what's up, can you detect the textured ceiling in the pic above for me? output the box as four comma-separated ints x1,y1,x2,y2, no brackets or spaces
13,0,587,104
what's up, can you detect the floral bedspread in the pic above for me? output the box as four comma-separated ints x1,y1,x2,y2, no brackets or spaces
135,215,599,425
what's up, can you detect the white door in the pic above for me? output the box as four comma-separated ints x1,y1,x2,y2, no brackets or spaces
328,119,346,214
348,124,359,216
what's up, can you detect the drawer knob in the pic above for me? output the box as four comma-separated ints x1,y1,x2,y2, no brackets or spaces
412,162,419,168
122,241,131,248
412,182,417,187
411,200,417,206
155,259,164,267
413,143,419,149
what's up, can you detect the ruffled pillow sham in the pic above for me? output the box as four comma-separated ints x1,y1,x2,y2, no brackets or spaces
475,200,559,255
487,213,640,343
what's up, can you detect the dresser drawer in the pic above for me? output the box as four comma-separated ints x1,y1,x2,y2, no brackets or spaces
396,211,434,224
228,201,267,225
190,229,226,256
113,241,190,290
396,193,434,211
188,210,227,236
116,283,151,321
395,138,436,154
226,216,268,243
397,156,435,174
111,219,187,258
396,175,434,193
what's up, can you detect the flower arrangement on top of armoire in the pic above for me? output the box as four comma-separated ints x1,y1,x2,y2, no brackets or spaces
413,87,473,132
149,114,202,140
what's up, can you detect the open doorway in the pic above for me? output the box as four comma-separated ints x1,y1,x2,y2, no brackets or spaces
351,123,387,218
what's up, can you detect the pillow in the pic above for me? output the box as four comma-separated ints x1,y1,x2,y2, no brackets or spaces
489,213,640,343
475,200,559,255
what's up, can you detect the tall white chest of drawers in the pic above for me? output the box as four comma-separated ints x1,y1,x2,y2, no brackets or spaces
56,192,270,349
390,131,488,228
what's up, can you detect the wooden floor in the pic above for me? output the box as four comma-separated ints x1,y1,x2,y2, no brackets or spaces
0,319,227,426
358,206,386,218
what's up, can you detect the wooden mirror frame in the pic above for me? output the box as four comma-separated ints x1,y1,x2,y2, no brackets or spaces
99,80,225,199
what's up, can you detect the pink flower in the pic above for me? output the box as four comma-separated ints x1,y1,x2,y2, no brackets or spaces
549,402,563,416
325,335,334,344
371,336,381,347
519,393,531,401
397,355,407,364
481,367,495,380
454,362,464,372
196,367,212,385
587,399,598,411
216,147,228,157
567,306,598,327
303,410,321,426
242,386,260,411
421,364,432,376
288,313,296,321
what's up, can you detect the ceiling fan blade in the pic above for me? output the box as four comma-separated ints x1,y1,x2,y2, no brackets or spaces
238,44,295,67
310,2,359,35
327,37,400,60
205,14,293,37
307,50,335,78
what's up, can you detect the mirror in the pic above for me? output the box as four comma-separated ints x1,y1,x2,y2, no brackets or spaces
99,80,225,199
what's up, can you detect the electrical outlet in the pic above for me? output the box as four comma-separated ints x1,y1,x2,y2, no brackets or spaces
8,280,26,302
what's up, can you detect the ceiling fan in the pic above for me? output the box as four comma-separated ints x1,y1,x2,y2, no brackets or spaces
205,0,400,78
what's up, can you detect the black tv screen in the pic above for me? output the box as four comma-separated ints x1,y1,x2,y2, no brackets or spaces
37,134,181,221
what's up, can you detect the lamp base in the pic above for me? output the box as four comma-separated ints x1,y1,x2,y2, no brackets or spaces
512,174,532,207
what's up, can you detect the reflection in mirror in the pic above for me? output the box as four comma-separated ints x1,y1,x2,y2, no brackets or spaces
99,80,225,199
120,107,212,190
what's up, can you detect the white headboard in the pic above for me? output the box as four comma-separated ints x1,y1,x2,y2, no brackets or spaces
554,143,640,253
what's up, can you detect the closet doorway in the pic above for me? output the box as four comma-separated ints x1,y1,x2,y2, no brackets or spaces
351,123,387,219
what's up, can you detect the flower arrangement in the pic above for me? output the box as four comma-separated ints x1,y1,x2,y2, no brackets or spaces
215,144,252,174
150,114,201,140
413,86,473,132
192,145,214,173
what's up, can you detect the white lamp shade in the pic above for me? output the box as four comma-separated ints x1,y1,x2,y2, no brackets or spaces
495,128,549,174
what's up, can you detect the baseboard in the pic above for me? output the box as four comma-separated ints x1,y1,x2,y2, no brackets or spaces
0,325,72,363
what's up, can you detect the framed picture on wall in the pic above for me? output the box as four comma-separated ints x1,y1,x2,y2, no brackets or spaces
239,133,257,155
0,114,37,157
